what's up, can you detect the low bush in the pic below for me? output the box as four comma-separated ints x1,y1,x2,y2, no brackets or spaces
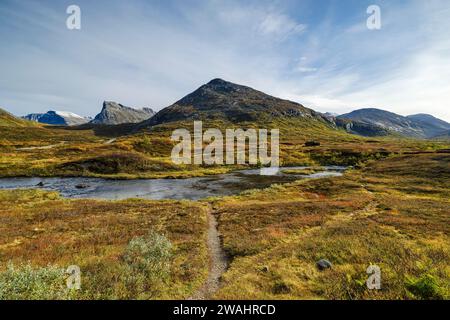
123,231,173,279
405,274,447,300
0,263,74,300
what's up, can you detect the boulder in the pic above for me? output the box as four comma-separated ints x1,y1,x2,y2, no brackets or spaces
316,259,332,270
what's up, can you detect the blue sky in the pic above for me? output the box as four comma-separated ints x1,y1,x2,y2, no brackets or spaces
1,0,449,121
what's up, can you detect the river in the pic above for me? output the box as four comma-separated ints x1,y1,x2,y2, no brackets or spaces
0,166,346,201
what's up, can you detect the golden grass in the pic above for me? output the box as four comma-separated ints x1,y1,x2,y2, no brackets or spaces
1,119,448,179
0,189,209,299
213,154,450,299
0,120,449,299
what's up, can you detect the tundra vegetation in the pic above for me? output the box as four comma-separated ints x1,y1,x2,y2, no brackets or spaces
0,110,449,300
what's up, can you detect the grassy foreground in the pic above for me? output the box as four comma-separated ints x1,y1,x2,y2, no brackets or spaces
0,190,209,299
0,120,449,299
212,153,450,299
0,153,448,299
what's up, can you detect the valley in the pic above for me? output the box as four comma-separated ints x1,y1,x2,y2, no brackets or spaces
0,79,449,300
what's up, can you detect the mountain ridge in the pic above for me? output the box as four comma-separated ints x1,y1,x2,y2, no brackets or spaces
337,108,449,138
406,113,450,137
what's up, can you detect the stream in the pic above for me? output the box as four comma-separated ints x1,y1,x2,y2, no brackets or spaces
0,166,346,201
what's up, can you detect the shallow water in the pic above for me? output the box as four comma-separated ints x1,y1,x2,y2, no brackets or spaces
0,166,346,201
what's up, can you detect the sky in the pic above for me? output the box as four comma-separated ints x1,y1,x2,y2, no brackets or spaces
0,0,449,121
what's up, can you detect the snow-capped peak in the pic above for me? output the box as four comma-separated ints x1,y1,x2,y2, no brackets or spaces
52,111,85,119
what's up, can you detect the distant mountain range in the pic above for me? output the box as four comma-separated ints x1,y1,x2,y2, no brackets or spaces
4,79,450,140
22,102,155,126
406,114,450,137
91,101,155,125
336,108,450,138
137,78,449,139
23,110,90,126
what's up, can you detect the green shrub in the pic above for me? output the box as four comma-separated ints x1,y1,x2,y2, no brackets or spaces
0,263,74,300
405,274,446,300
122,231,173,281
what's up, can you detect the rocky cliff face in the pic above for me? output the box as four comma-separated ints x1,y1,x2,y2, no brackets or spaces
90,101,155,125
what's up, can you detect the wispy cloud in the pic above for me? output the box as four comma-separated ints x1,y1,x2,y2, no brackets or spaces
0,0,449,121
258,13,307,38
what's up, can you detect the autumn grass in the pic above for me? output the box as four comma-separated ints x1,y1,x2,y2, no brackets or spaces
1,119,449,179
0,109,40,128
0,120,449,300
0,189,209,299
0,153,448,299
212,153,450,299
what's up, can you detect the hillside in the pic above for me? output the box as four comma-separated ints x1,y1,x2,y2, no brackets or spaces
406,114,450,137
91,101,155,125
338,109,450,138
338,108,425,137
432,129,450,140
333,117,390,137
0,108,37,127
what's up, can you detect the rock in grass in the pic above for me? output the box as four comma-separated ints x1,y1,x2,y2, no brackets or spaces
261,266,269,273
316,259,332,270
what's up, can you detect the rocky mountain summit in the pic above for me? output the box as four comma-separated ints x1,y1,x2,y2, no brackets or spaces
139,78,328,128
90,101,155,125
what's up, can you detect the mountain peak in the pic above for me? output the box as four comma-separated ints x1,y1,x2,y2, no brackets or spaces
347,108,397,116
406,113,450,136
91,101,155,125
138,79,327,128
205,78,242,88
407,113,445,121
207,78,228,85
102,101,126,110
199,78,249,95
22,110,88,126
